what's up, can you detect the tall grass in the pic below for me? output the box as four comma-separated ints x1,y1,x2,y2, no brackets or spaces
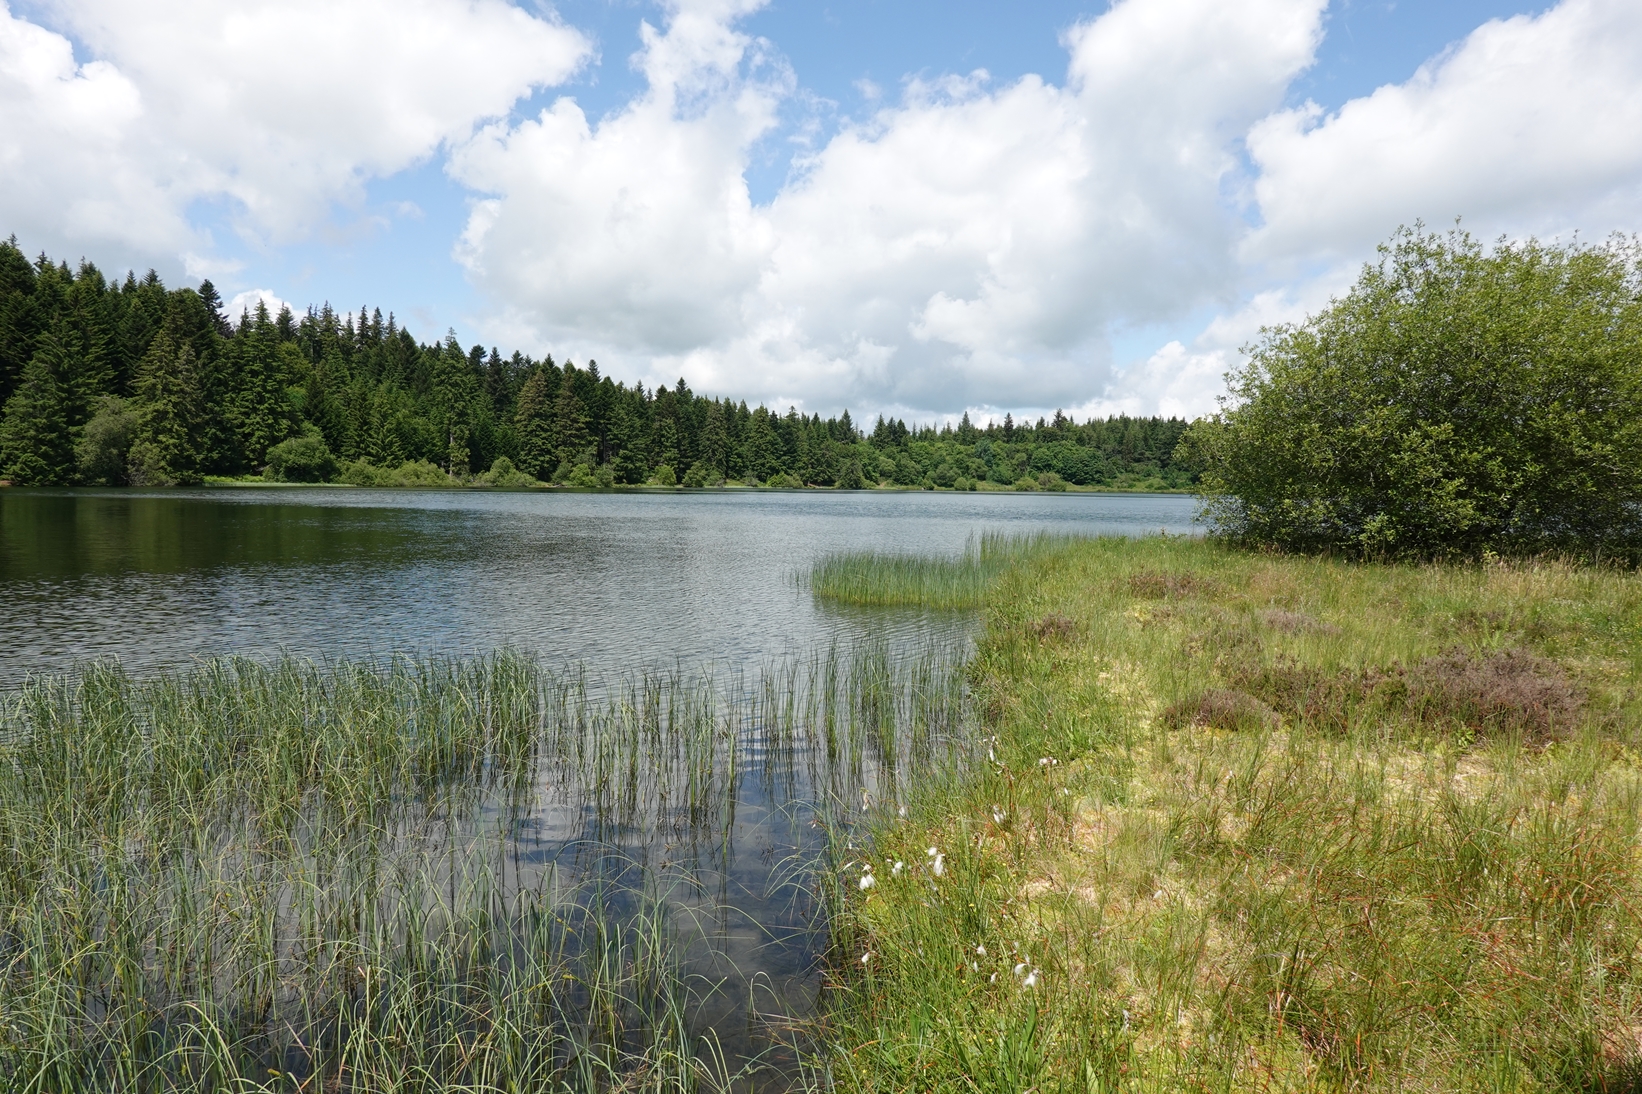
0,642,974,1092
818,537,1642,1092
807,531,1083,609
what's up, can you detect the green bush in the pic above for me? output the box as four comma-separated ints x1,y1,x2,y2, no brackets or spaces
649,464,677,486
1182,227,1642,560
767,471,803,488
76,396,137,486
263,433,338,483
477,456,535,487
1013,476,1039,491
1036,471,1068,492
835,460,865,490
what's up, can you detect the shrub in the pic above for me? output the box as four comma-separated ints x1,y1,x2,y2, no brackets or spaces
1036,471,1068,492
767,471,803,488
76,396,137,486
477,456,535,487
263,433,337,483
649,464,677,486
1013,477,1038,491
1181,227,1642,560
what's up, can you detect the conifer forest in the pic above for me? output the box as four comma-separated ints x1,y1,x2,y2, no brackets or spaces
0,240,1195,491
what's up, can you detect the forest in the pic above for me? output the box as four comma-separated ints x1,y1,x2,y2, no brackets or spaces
0,239,1195,491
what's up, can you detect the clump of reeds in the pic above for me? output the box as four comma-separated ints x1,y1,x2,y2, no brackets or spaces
807,531,1083,609
0,640,975,1092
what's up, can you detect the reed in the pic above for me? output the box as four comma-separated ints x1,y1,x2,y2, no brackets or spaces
819,536,1642,1092
0,640,973,1092
807,531,1082,609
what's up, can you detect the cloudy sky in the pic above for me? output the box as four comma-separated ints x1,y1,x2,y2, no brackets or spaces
3,0,1639,423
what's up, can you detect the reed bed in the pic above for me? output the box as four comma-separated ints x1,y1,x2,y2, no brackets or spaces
0,641,973,1093
819,537,1642,1092
806,531,1083,610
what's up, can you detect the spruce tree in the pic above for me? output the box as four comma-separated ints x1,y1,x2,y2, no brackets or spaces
229,301,294,468
514,368,557,478
0,332,74,484
128,329,204,485
553,365,591,474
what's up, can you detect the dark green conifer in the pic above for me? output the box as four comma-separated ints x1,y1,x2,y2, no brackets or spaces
0,331,74,484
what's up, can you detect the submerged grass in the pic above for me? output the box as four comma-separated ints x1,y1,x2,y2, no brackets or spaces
0,643,973,1092
807,532,1083,610
818,536,1642,1092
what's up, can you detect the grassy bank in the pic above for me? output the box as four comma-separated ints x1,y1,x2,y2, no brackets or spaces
817,537,1642,1091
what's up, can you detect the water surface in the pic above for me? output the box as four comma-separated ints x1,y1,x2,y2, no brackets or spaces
0,487,1199,683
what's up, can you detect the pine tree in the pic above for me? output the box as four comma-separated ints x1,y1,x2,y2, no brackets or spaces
0,331,74,484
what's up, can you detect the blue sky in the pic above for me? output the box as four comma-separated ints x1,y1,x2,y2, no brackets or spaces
4,0,1633,420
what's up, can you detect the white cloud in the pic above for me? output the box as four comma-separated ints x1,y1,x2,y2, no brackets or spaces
226,287,294,321
1246,0,1642,264
0,0,587,267
453,0,1327,414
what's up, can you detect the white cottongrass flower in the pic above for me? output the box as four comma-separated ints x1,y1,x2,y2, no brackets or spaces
926,847,945,877
992,807,1006,823
1038,757,1058,767
989,973,997,983
975,944,986,956
860,952,872,965
1023,968,1039,988
858,873,875,890
1013,962,1027,977
891,860,905,876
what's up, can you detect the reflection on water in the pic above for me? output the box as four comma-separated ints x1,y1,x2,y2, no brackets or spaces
0,487,1199,684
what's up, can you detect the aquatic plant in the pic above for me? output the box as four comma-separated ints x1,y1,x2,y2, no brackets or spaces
0,641,973,1092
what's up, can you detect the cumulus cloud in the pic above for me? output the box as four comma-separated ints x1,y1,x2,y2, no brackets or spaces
0,0,587,266
1247,0,1642,264
453,0,1327,414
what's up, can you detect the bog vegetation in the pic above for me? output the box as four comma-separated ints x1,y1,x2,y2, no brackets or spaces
0,238,1192,491
814,536,1642,1091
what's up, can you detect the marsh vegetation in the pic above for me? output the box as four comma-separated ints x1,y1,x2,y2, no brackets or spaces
816,536,1642,1091
0,642,972,1091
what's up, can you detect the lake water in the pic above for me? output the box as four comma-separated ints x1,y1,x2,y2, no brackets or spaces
0,487,1199,684
0,486,1199,1085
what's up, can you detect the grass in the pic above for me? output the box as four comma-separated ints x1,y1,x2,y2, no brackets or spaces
0,643,972,1092
813,536,1642,1092
807,532,1083,610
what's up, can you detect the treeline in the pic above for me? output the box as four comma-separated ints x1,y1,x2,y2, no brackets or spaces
0,239,1196,490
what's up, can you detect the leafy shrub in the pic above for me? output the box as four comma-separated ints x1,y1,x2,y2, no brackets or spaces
1036,471,1068,492
477,456,535,487
1181,227,1642,560
767,471,804,488
649,464,677,486
1012,477,1038,491
340,459,456,487
76,396,137,486
263,434,338,482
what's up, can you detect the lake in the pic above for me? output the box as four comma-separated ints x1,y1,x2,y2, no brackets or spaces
0,487,1199,683
0,486,1198,1087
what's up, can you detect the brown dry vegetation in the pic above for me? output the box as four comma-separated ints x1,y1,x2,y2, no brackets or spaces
824,537,1642,1093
